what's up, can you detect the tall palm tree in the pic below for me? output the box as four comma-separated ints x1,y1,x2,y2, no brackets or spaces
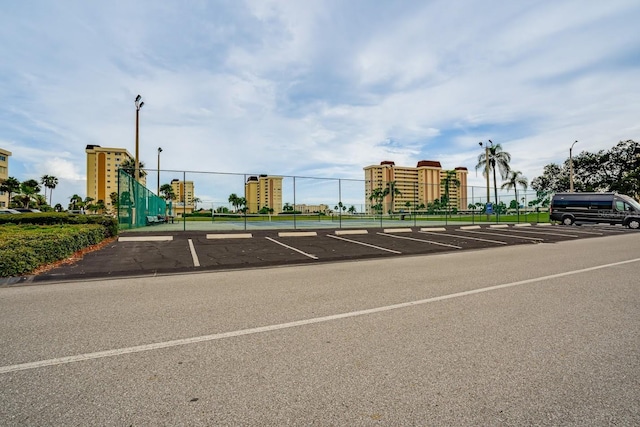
501,170,528,211
476,143,511,205
385,181,402,214
0,177,20,207
119,158,146,178
40,175,59,206
192,197,202,210
441,170,461,209
228,193,240,212
160,184,176,201
368,187,386,215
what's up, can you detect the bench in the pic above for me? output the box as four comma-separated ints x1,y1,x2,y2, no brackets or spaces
146,215,164,225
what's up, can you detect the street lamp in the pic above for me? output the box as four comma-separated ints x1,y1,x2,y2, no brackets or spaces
157,147,162,195
134,94,144,182
569,140,578,192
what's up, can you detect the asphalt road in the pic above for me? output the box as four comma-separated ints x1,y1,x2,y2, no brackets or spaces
0,232,638,425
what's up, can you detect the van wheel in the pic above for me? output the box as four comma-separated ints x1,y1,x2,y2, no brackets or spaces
562,216,574,226
628,219,640,229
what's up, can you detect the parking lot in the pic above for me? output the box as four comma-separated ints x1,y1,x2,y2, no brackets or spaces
28,223,634,282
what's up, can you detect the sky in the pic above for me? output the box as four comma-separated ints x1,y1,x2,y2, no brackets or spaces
1,0,639,208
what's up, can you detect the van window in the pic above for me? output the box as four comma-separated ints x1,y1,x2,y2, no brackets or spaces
615,201,633,212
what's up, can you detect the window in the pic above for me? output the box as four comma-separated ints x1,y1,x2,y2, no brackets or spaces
0,155,5,161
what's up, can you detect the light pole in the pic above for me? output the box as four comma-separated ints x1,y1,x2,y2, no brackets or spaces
134,95,144,182
569,140,578,192
157,147,162,195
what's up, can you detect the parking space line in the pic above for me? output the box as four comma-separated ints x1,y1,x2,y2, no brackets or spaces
547,228,604,235
514,223,532,227
460,225,481,230
536,223,552,227
378,232,462,249
188,239,200,267
506,229,580,238
455,229,544,241
418,231,508,245
265,237,318,259
118,236,173,242
420,227,447,232
207,233,253,239
327,234,402,254
489,224,509,228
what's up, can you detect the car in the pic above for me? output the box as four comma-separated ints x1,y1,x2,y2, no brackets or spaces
12,208,42,213
0,208,21,214
550,192,640,228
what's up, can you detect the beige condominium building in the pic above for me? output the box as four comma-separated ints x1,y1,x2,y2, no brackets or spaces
364,160,468,213
170,179,195,216
86,145,146,212
245,175,283,213
0,148,12,207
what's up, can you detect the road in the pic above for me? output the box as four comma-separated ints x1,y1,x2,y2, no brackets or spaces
0,233,638,425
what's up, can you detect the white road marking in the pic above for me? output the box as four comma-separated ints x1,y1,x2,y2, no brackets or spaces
327,234,401,254
514,223,532,227
456,229,544,241
265,237,318,259
420,227,447,232
2,257,638,375
378,232,462,249
506,229,580,238
460,225,481,230
489,224,509,228
418,231,508,245
188,239,200,267
118,236,173,242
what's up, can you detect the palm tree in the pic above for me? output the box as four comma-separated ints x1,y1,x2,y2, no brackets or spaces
0,177,20,207
19,179,41,208
228,193,240,212
119,158,146,179
69,194,83,210
476,143,511,205
192,197,202,210
441,170,461,210
40,175,59,206
385,181,402,214
501,170,528,213
348,205,357,214
368,187,386,215
160,184,176,201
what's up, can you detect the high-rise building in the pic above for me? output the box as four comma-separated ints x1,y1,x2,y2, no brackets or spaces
0,148,12,208
86,145,146,212
170,179,195,215
363,160,468,213
245,175,283,213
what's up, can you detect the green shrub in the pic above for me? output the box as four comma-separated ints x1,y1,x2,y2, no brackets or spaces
0,213,118,237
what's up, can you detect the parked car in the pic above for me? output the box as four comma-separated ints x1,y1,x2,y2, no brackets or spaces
12,208,42,213
550,192,640,228
0,208,22,214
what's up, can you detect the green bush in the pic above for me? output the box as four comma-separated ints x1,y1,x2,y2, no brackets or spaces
0,224,108,277
0,213,118,237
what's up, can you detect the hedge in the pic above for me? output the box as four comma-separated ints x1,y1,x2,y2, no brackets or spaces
0,213,118,277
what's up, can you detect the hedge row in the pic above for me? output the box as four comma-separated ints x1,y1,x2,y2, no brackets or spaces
0,224,110,277
0,213,118,237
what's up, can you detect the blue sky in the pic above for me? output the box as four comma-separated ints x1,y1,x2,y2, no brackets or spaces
1,0,639,208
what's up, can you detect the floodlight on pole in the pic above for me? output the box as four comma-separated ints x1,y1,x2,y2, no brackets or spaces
134,95,144,182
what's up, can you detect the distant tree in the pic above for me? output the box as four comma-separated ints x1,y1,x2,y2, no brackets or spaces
69,194,83,210
501,170,528,213
385,181,402,214
40,175,59,206
476,143,512,204
348,205,357,214
160,184,176,201
368,187,386,215
441,170,461,210
192,197,202,210
119,158,146,179
228,193,241,212
215,206,229,213
19,179,41,208
109,192,119,212
54,203,63,212
95,199,106,214
282,202,294,212
1,177,21,207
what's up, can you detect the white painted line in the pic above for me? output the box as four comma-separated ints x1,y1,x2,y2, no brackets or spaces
278,231,318,237
118,236,173,242
188,239,200,267
420,227,447,232
507,229,580,238
489,224,509,228
327,234,401,254
456,229,544,241
378,232,462,249
335,230,368,235
206,233,253,239
536,223,552,227
4,257,639,375
418,231,508,245
460,225,481,230
265,237,318,259
383,228,413,233
514,223,532,227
